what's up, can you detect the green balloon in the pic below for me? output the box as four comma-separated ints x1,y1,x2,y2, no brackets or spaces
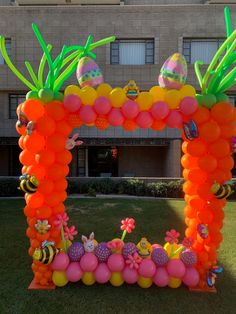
202,94,217,109
38,88,54,103
196,94,204,106
26,91,39,100
54,91,64,101
215,93,229,103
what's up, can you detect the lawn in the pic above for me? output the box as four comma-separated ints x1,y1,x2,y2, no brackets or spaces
0,198,235,314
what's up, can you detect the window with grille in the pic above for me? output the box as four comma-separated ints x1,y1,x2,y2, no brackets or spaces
78,148,86,177
110,39,154,65
9,94,25,119
229,95,236,107
0,39,11,64
183,39,224,64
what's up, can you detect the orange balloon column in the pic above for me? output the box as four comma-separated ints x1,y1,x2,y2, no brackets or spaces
16,99,72,286
182,102,236,289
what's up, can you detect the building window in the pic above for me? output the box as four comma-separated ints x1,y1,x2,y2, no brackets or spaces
183,39,224,64
9,94,25,119
78,148,86,177
111,39,154,65
229,95,236,107
0,39,11,65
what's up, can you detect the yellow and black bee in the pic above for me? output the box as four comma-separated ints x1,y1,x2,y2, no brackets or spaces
211,182,234,199
33,241,59,265
18,174,39,194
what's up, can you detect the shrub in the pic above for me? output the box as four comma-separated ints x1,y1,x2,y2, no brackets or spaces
117,179,146,196
0,177,22,197
83,178,116,194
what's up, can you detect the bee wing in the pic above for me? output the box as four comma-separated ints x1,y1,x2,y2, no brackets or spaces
183,123,194,141
189,119,198,138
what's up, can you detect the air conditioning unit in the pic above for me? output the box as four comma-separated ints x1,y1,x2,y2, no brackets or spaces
16,0,121,5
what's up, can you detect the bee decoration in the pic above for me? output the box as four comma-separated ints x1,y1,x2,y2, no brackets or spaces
16,111,35,135
207,265,223,288
18,174,39,194
211,182,234,199
33,241,59,265
183,119,198,141
123,80,140,100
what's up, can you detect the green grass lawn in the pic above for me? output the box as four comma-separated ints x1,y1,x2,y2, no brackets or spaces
0,198,236,314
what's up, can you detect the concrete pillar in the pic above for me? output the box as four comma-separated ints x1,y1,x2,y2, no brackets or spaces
165,139,182,177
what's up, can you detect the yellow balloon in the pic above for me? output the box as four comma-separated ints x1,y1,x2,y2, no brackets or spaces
80,86,97,106
163,242,179,258
149,86,166,102
179,85,196,99
110,272,124,287
82,272,95,286
52,271,68,287
164,90,181,109
109,88,127,108
136,92,153,110
64,85,81,97
137,276,152,289
97,83,112,97
168,277,182,288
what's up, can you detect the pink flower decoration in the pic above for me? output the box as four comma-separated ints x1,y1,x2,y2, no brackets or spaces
165,229,180,244
64,225,78,241
182,237,194,248
126,252,142,270
53,213,69,229
107,239,124,250
120,218,135,233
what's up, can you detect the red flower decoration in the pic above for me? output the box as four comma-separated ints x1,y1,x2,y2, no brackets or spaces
126,253,142,270
165,229,180,244
182,237,194,248
64,225,78,241
107,239,124,251
53,213,69,229
120,217,135,233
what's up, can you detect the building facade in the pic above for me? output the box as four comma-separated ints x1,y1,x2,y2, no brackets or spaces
0,0,235,177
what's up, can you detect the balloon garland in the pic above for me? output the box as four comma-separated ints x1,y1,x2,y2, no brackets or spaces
0,7,235,291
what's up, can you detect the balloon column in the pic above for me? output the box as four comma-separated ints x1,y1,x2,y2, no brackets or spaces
0,7,235,291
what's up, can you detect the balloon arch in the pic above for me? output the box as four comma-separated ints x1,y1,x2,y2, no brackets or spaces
0,7,235,291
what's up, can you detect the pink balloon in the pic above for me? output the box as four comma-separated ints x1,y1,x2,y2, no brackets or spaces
122,266,139,284
180,97,198,116
108,108,124,126
153,267,169,287
182,267,200,287
136,111,153,128
94,263,111,283
165,110,183,128
121,100,139,119
138,259,156,278
80,253,98,272
167,259,186,278
66,262,83,282
64,94,82,113
51,252,70,271
79,106,97,124
107,253,125,272
151,101,169,120
94,96,112,115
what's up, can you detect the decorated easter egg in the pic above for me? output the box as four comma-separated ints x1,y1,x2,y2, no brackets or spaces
158,53,187,90
197,223,209,239
76,56,104,88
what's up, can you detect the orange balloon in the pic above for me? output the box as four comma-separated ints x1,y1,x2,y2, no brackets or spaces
61,165,69,176
47,164,65,180
211,102,234,124
184,205,197,218
26,192,44,209
198,251,209,263
58,191,67,202
55,150,72,165
19,150,36,166
123,119,137,131
220,123,236,138
191,106,210,125
208,168,227,184
37,179,54,195
23,205,36,218
26,227,36,239
188,168,207,184
27,164,46,181
151,120,166,131
199,121,221,142
198,210,213,224
197,183,214,200
46,133,66,152
182,141,188,154
192,242,204,253
44,193,61,207
182,168,190,180
217,156,234,171
16,124,26,135
35,150,55,166
46,101,65,121
24,133,46,153
198,154,217,173
36,115,56,136
36,232,50,242
208,139,230,158
52,203,65,214
188,195,206,210
36,205,52,219
31,239,40,249
27,217,37,228
185,227,197,238
28,247,35,257
22,99,45,121
188,218,200,229
186,140,206,157
67,113,83,128
18,136,25,149
181,154,199,169
183,181,199,195
55,120,72,136
53,178,68,191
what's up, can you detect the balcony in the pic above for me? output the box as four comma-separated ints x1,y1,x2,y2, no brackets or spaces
16,0,121,5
